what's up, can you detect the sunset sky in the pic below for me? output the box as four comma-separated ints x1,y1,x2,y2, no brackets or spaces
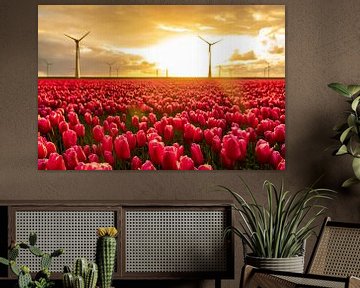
38,5,285,78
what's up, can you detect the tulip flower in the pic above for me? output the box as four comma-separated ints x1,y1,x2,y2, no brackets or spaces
104,151,115,167
136,130,147,147
114,135,131,160
190,143,204,166
101,135,113,152
148,140,164,165
38,117,52,134
92,125,104,142
46,153,66,170
63,148,79,169
58,121,69,133
273,124,285,143
75,162,112,170
162,146,178,170
38,141,47,159
179,156,194,170
141,160,156,170
62,129,77,149
38,159,47,170
67,111,79,126
277,159,286,170
84,112,92,125
73,145,86,162
131,156,142,170
198,164,213,170
88,153,99,163
45,141,56,156
270,150,283,169
74,124,85,137
125,131,137,150
49,111,61,127
255,139,273,164
164,125,174,142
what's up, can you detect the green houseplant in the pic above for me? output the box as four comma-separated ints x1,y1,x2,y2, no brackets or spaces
328,83,360,187
222,179,334,272
0,232,63,288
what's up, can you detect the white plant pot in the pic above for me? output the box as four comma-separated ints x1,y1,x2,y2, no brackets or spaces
245,254,305,273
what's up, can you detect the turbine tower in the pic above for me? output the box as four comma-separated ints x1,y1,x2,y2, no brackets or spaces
106,62,115,77
44,60,52,77
198,35,222,78
264,61,270,78
64,31,90,78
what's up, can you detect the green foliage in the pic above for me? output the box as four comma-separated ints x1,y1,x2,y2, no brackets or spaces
0,232,63,288
329,83,360,187
222,179,335,258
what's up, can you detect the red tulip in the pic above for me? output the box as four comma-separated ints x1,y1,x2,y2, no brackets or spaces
73,145,86,162
49,111,61,127
164,125,174,142
270,150,282,169
88,153,99,163
92,116,100,126
74,124,85,137
62,129,77,149
280,144,286,158
139,121,148,131
193,127,203,142
273,124,285,143
255,139,272,164
38,117,52,134
184,123,195,142
190,143,204,166
38,141,47,159
45,141,56,156
148,140,164,165
46,153,66,170
162,146,178,170
179,156,194,170
75,162,112,170
136,130,147,147
101,135,113,152
222,135,241,160
212,135,221,152
141,160,156,170
67,112,79,126
92,125,104,142
84,112,92,125
132,115,139,128
125,131,137,150
173,117,183,130
131,156,142,170
104,151,115,167
198,164,213,170
63,148,79,169
114,135,131,160
38,159,47,170
59,121,69,133
204,129,214,146
277,159,286,170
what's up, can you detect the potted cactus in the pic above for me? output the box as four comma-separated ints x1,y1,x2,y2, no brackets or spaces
0,232,63,288
96,227,118,288
62,258,98,288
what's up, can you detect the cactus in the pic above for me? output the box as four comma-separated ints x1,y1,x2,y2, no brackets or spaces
0,233,63,288
74,258,87,279
96,227,118,288
63,272,74,288
85,263,98,288
19,270,32,288
41,253,52,270
63,259,98,288
73,275,85,288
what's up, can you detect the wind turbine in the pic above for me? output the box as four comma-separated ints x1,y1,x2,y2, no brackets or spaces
264,61,271,78
115,66,120,78
106,62,116,77
64,31,90,78
44,60,52,77
198,35,222,78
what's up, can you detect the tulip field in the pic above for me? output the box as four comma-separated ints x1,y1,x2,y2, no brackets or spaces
38,78,285,170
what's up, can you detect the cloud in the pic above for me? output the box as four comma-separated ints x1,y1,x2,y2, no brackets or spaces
229,49,257,61
158,24,190,33
269,45,284,54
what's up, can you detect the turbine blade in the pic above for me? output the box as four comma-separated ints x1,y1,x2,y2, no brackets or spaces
211,39,223,45
79,31,90,41
198,35,210,45
64,34,77,41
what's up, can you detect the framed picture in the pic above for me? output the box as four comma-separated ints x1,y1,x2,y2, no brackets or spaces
38,5,285,170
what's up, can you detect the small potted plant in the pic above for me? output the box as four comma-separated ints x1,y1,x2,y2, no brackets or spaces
328,83,360,187
222,179,334,273
0,232,63,288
